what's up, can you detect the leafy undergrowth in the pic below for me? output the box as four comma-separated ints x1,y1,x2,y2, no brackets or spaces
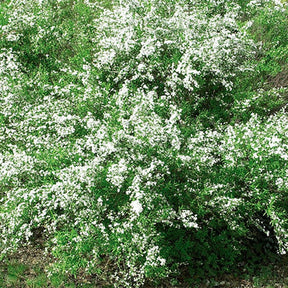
1,245,288,288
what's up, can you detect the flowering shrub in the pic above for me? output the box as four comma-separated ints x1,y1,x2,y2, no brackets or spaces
0,0,288,287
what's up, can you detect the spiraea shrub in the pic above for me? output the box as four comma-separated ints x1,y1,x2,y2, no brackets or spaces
0,0,288,287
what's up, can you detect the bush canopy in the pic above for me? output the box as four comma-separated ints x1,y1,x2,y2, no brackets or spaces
0,0,288,287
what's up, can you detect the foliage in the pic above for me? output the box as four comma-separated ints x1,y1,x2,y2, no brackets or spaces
0,0,288,287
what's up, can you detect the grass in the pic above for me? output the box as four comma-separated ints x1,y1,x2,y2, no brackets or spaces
1,243,288,287
0,259,97,288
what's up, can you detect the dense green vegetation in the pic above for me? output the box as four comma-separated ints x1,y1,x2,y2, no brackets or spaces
0,0,288,287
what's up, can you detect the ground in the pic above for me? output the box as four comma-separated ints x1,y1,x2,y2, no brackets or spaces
1,242,288,288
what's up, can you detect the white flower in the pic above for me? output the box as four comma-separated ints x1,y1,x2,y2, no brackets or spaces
131,200,143,215
137,63,146,72
6,34,19,41
107,159,128,188
179,210,199,229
